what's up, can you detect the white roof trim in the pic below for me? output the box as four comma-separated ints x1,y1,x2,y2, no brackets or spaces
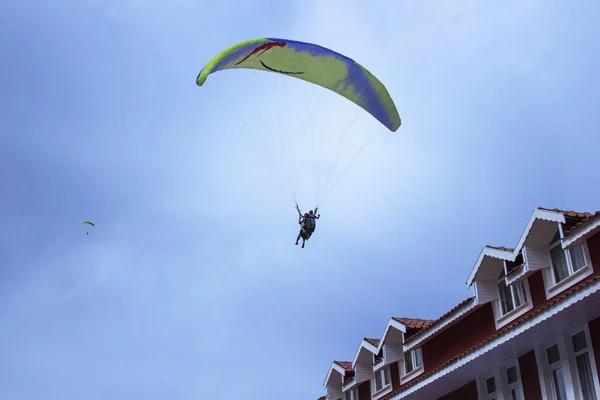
505,264,531,286
562,214,600,249
466,246,513,286
512,208,565,260
323,362,347,387
403,299,477,351
351,339,378,368
376,319,407,353
389,277,600,399
466,208,566,286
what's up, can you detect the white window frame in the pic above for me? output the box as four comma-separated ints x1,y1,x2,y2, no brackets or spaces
344,388,358,400
493,267,533,329
535,336,577,400
543,233,593,299
371,367,393,399
565,325,600,399
476,369,503,400
401,347,423,384
502,363,525,400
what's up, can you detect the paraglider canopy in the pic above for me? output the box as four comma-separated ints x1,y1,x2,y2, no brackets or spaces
197,38,401,132
83,221,95,235
196,37,401,210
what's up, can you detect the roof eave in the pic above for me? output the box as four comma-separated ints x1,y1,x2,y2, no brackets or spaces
466,208,566,286
562,214,600,249
376,319,407,353
323,362,346,387
351,339,379,368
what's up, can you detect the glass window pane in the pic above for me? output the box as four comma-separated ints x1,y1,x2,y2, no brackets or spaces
513,281,527,307
486,376,496,394
575,353,598,400
404,351,413,373
572,331,588,353
376,370,382,390
498,279,515,314
552,367,568,400
570,245,586,271
546,345,561,365
506,366,518,384
550,246,570,282
510,388,522,400
414,349,422,368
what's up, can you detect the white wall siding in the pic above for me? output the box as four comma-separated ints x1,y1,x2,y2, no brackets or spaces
326,384,342,400
355,362,373,383
474,279,498,303
384,344,403,364
523,244,550,271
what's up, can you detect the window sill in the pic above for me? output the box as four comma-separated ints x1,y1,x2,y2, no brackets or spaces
546,264,593,299
371,383,392,400
400,364,424,384
495,300,533,329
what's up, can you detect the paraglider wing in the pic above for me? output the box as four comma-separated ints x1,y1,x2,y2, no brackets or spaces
196,38,401,132
83,221,94,235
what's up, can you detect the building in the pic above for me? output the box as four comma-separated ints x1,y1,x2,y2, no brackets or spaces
319,207,600,400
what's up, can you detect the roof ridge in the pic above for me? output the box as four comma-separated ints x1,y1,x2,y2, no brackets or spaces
537,206,593,216
486,245,514,251
333,360,353,371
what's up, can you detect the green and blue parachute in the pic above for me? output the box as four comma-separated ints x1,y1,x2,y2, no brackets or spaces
196,38,401,208
197,38,400,132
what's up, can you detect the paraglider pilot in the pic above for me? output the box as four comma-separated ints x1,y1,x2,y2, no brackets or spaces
295,208,320,248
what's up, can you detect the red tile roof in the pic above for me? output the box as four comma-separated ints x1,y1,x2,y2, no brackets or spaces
538,207,594,234
404,297,476,344
380,275,600,400
392,317,435,330
334,361,353,372
563,210,600,236
486,245,514,252
364,337,380,348
506,251,524,276
506,263,525,277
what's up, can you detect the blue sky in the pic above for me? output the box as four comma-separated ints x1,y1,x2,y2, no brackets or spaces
1,0,599,399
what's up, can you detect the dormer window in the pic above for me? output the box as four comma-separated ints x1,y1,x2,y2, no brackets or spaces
374,368,390,392
497,269,527,315
493,266,533,328
404,348,422,374
549,231,588,284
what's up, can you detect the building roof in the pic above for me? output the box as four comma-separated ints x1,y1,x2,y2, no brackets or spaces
539,207,593,234
322,205,600,398
378,274,600,400
466,207,595,286
486,245,514,252
333,360,353,372
403,297,476,345
391,317,435,330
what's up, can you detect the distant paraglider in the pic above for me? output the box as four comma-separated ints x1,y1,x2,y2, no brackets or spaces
83,221,95,235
